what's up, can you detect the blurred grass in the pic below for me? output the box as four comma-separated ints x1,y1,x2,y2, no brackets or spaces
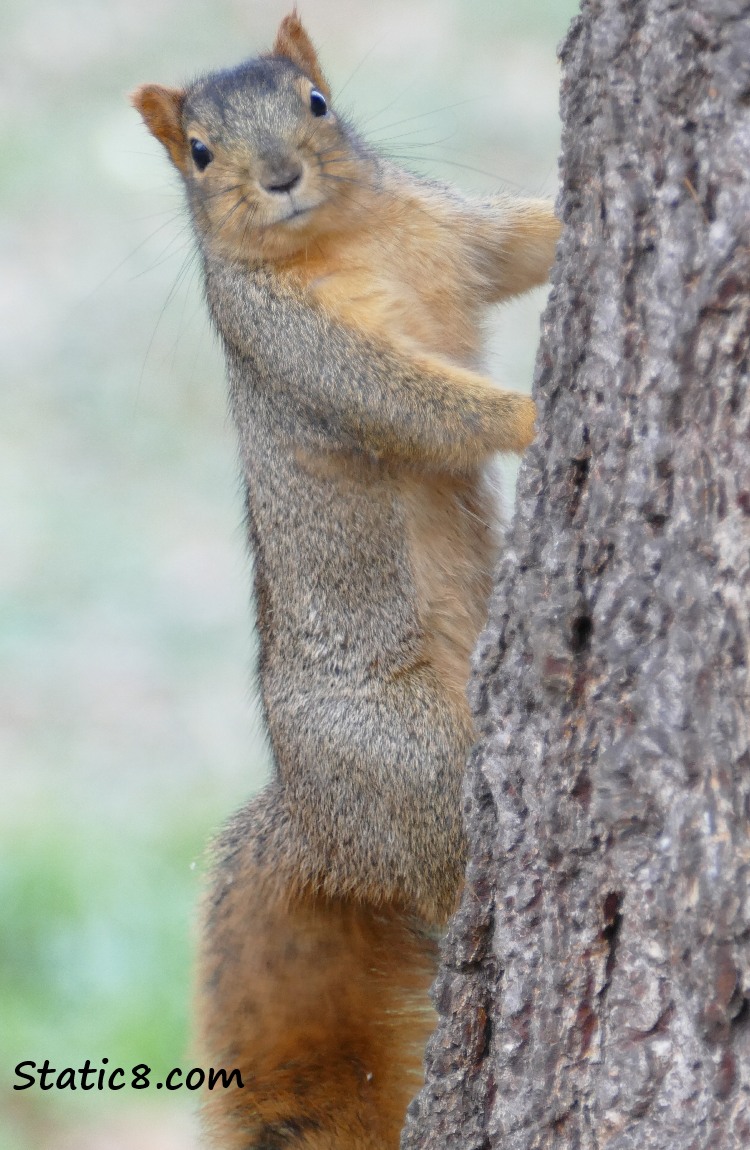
1,0,577,1146
2,815,198,1069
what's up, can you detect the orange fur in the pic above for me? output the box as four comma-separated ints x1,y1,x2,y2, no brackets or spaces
398,473,496,708
130,84,186,170
200,796,438,1149
275,187,483,364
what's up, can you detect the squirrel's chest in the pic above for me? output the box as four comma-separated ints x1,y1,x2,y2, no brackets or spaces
291,250,481,364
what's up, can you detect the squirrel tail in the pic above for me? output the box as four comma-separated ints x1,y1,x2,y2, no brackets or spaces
198,790,439,1149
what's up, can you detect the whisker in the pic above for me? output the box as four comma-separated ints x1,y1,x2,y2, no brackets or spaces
370,128,459,147
332,35,388,104
363,98,477,136
238,199,257,257
134,241,202,411
128,227,196,280
376,150,526,190
317,172,373,192
346,82,419,131
79,210,186,301
200,181,248,204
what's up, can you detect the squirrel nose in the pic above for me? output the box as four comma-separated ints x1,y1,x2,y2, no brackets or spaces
260,161,303,195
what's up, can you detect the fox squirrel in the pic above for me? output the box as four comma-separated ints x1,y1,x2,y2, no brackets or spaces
132,13,559,1149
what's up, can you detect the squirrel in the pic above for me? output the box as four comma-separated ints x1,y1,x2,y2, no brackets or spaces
132,13,559,1150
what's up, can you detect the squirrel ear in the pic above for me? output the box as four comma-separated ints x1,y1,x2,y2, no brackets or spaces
272,12,331,99
130,84,187,170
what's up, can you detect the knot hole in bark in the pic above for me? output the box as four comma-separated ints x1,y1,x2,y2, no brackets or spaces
602,892,623,983
571,613,593,654
567,430,590,519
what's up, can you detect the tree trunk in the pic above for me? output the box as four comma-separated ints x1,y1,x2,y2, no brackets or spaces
402,1,750,1147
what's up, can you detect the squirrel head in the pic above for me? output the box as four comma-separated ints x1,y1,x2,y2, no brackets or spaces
131,13,372,262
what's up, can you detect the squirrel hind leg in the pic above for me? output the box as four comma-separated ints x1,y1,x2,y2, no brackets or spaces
197,791,439,1149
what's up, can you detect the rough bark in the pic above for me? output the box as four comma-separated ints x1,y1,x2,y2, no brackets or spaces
402,1,750,1147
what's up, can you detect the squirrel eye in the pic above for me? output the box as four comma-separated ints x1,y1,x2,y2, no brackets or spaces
190,138,213,171
310,89,327,117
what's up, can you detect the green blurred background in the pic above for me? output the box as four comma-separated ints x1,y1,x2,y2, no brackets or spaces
1,0,576,1145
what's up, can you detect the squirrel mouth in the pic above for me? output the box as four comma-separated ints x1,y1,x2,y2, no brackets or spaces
260,202,316,230
281,201,314,224
255,193,322,231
